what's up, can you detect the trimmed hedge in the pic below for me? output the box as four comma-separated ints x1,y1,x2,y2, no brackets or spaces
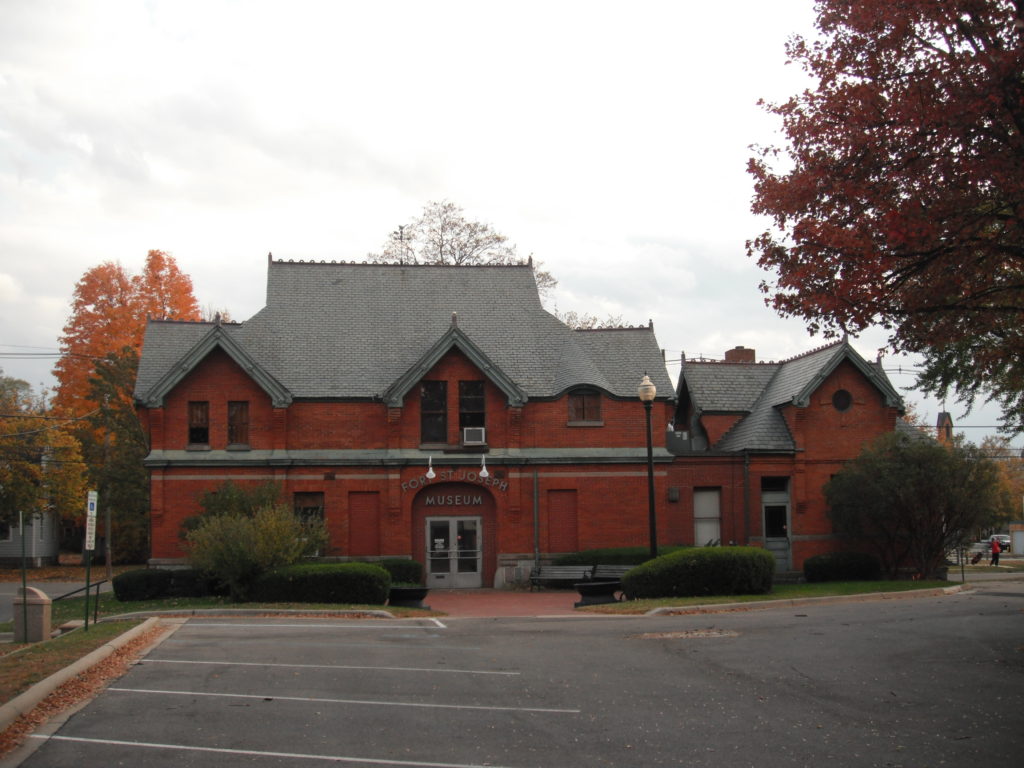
251,563,391,604
378,558,424,585
803,552,881,583
112,568,225,601
112,568,174,601
552,546,686,566
621,547,775,598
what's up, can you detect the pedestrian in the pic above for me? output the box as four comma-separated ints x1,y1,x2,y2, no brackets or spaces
989,537,1001,567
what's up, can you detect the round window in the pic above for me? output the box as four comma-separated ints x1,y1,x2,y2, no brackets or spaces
832,389,853,412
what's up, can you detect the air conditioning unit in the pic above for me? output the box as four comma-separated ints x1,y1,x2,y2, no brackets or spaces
462,427,486,446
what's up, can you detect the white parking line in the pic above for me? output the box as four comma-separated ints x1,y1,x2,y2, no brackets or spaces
141,658,519,675
106,687,580,714
30,735,525,768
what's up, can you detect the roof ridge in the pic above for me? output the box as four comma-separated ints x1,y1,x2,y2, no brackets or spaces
147,318,237,326
776,339,844,365
270,258,533,270
574,325,653,333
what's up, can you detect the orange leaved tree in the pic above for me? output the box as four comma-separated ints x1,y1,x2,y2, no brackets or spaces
53,250,200,418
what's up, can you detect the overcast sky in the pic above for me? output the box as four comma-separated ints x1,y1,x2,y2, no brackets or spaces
0,0,1013,446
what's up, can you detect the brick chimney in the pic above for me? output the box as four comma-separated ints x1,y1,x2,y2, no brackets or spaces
724,346,756,363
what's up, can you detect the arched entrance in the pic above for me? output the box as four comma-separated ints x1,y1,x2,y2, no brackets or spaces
412,482,497,588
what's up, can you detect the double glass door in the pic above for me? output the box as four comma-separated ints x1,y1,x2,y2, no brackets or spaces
426,517,482,588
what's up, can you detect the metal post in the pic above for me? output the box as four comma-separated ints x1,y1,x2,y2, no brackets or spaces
20,511,27,641
644,399,657,560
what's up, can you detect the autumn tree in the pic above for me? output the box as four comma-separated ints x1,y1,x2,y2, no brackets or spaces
748,1,1024,432
825,431,1012,579
978,435,1024,530
368,200,558,297
80,349,151,563
0,372,86,533
54,250,201,418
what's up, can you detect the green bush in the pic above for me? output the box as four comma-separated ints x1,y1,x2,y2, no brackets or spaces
167,568,226,597
186,503,329,601
378,558,424,585
112,568,174,601
803,551,881,582
621,546,775,598
552,546,686,566
252,563,391,604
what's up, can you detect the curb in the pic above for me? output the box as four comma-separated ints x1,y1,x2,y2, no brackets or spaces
0,617,162,734
108,608,395,620
646,584,967,616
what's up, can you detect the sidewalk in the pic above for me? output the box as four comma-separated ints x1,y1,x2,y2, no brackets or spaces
423,589,583,617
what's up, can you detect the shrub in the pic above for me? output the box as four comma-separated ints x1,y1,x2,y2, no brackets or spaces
378,558,424,585
167,568,225,597
552,546,686,566
621,547,775,599
803,551,881,582
112,568,174,601
186,503,329,601
252,563,391,604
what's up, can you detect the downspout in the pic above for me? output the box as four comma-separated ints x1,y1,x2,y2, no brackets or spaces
742,450,751,545
533,469,540,567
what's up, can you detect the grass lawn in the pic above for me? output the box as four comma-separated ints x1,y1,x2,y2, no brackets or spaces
0,620,143,704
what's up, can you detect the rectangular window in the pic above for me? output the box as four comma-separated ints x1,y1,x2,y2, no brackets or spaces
420,381,447,444
228,401,249,446
693,488,721,546
293,492,324,523
294,492,325,556
459,381,485,430
188,401,209,445
568,389,601,423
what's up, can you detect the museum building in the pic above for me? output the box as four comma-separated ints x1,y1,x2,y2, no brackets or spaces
134,256,906,585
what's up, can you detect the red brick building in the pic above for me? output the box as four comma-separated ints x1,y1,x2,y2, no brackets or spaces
669,342,906,571
135,258,906,584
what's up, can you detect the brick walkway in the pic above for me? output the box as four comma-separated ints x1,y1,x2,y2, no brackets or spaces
424,588,584,617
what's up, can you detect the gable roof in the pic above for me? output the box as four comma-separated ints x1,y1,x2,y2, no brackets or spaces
135,259,673,406
679,340,904,452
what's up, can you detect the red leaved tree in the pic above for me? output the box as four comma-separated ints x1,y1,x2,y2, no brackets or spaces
54,250,200,418
748,0,1024,431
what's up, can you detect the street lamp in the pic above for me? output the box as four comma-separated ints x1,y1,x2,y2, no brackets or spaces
638,373,658,560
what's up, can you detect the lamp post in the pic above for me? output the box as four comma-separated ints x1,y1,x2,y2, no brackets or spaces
638,373,658,560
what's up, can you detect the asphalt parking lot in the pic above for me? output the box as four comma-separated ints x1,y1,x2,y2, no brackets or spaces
8,581,1024,767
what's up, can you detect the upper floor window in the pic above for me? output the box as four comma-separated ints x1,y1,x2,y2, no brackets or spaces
228,401,250,446
568,388,602,424
421,381,447,444
459,381,485,430
188,401,209,445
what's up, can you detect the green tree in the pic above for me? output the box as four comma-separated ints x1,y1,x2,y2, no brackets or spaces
81,349,150,563
179,480,284,539
0,372,86,536
185,503,328,601
825,432,1012,579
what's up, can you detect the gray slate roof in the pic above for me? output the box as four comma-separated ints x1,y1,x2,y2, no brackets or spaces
135,260,673,406
680,341,903,452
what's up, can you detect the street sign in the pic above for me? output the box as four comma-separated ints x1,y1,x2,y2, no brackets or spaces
85,490,98,551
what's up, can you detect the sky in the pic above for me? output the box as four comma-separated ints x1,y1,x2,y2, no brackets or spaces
0,0,1015,448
